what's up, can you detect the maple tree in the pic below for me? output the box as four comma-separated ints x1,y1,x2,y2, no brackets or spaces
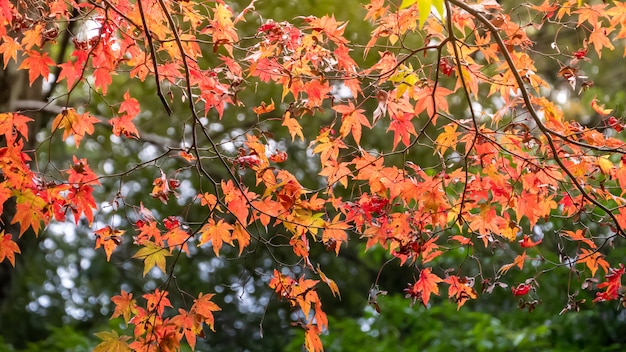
2,0,626,350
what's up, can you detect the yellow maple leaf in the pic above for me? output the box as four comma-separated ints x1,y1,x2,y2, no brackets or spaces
434,123,460,155
132,242,171,277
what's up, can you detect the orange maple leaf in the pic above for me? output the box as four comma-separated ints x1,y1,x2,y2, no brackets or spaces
171,309,203,350
143,288,173,316
0,112,32,145
561,229,596,249
110,290,138,323
94,226,124,261
12,189,47,236
282,111,304,142
406,268,443,306
0,36,21,68
198,218,234,256
192,292,221,331
52,108,99,147
231,223,250,256
110,114,140,139
579,248,610,277
0,231,20,266
163,227,190,254
444,275,478,309
414,85,453,120
498,251,527,275
18,50,55,86
333,102,371,145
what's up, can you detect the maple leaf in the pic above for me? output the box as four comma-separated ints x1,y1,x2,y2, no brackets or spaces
574,3,607,28
143,288,173,316
317,265,341,299
67,184,97,224
110,114,140,139
319,160,351,188
591,98,613,116
163,227,190,254
171,309,203,350
94,226,124,261
231,223,250,256
110,290,138,323
498,251,527,275
414,85,453,119
18,50,55,86
56,60,82,89
132,242,172,277
253,99,275,115
93,330,131,352
0,112,32,145
578,248,610,277
198,218,234,256
0,36,21,68
387,112,417,149
119,91,141,118
334,102,371,145
282,111,304,141
444,275,478,309
52,108,99,147
561,229,596,249
304,324,324,352
322,216,349,255
434,123,460,155
519,235,542,248
21,24,43,50
66,157,100,189
588,24,614,58
192,292,221,331
405,268,443,306
511,283,531,296
0,231,20,266
0,183,11,216
12,189,47,236
593,264,624,303
305,15,348,44
450,235,472,245
94,67,114,95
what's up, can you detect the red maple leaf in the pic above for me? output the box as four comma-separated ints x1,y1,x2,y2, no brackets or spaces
56,60,82,89
594,264,624,302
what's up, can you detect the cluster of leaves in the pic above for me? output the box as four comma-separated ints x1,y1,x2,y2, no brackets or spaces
2,0,626,350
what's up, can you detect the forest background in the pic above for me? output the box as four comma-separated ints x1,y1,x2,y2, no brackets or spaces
1,0,626,351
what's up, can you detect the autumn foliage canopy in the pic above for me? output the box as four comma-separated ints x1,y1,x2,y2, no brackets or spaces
2,0,626,350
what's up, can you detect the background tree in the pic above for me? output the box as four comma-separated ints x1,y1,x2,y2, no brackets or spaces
2,0,626,351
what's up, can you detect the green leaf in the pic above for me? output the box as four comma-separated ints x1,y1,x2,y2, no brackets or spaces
400,0,417,9
418,0,432,28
